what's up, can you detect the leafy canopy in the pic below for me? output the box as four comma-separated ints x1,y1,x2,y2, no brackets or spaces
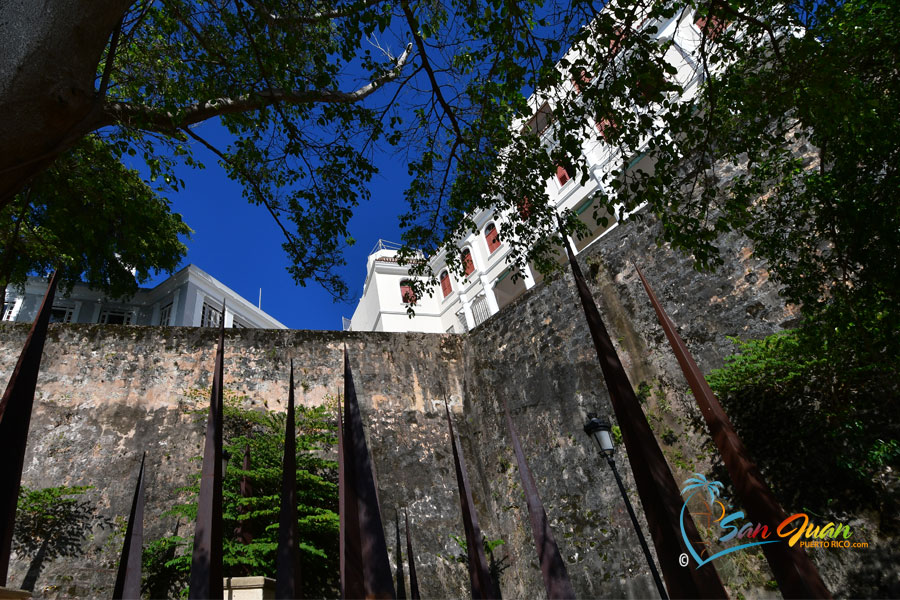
1,135,190,299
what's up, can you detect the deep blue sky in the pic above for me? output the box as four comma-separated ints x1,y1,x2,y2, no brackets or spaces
142,121,413,330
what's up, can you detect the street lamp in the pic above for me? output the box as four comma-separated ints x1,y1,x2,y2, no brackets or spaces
222,449,231,476
584,414,669,600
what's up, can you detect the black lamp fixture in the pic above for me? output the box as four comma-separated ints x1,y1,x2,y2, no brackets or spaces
584,413,668,600
583,414,615,457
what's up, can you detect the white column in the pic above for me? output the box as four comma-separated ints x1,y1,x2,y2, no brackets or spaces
458,293,476,330
224,308,234,328
169,289,180,326
480,275,500,315
522,264,536,290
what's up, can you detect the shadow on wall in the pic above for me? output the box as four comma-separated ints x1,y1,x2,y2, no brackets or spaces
13,486,113,592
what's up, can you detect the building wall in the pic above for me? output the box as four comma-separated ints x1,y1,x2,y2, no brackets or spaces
4,213,877,599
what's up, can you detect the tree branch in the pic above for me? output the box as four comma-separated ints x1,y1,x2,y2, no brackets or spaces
401,0,463,139
98,42,413,131
246,0,385,25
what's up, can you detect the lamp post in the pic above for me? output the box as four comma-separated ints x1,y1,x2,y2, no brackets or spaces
584,414,668,600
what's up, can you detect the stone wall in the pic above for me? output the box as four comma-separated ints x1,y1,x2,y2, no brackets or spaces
0,213,816,599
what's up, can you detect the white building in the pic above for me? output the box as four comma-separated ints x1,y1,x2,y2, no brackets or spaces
2,264,286,329
349,6,712,333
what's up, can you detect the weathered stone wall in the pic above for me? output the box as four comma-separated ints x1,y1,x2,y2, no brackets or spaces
0,213,818,599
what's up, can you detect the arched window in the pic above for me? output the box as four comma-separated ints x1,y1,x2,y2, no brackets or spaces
556,165,571,186
440,271,452,298
462,248,475,276
399,280,417,304
485,223,500,253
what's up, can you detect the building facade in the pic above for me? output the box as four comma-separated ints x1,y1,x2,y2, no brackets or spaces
2,264,286,329
349,6,710,333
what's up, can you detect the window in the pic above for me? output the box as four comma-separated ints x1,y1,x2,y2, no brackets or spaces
485,223,501,253
201,302,223,328
2,302,15,321
399,280,417,305
556,165,571,186
232,318,249,329
517,197,532,219
99,309,132,325
596,116,619,142
609,26,627,56
159,302,173,326
471,295,491,327
521,103,554,136
50,306,74,323
695,13,730,39
462,249,475,276
440,271,452,298
572,69,592,94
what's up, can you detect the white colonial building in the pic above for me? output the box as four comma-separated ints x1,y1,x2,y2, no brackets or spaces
2,264,286,329
349,4,713,333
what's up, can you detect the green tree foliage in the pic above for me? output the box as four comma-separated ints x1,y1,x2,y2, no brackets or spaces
144,391,338,597
707,319,900,516
0,135,190,300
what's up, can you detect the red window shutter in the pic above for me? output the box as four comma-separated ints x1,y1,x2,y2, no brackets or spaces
518,197,532,219
596,117,618,141
400,282,417,304
573,70,592,95
695,14,729,39
440,272,452,297
556,165,570,185
463,250,475,276
485,224,500,253
610,27,626,55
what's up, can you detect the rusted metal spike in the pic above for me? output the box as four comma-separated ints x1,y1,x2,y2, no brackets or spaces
342,347,394,598
444,401,495,599
113,452,146,600
404,510,420,600
395,512,407,600
562,239,726,598
235,443,253,545
338,392,364,599
0,270,59,585
276,360,303,598
635,265,831,599
503,398,575,599
188,300,226,599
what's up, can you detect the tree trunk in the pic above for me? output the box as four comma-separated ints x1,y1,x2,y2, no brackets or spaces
0,0,133,205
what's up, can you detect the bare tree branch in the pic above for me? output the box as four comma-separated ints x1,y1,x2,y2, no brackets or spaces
98,42,413,131
401,0,463,139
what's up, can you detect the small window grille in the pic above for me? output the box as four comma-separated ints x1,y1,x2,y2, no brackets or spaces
471,295,491,327
201,302,223,328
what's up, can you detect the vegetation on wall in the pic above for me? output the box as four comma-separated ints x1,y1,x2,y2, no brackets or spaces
707,315,900,518
143,391,339,597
